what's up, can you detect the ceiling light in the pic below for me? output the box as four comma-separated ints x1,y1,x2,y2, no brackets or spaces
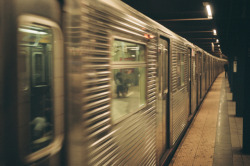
206,5,212,19
213,29,217,35
216,39,219,43
203,2,213,19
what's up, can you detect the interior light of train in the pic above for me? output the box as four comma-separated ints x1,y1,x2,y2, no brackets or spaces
18,28,47,35
216,39,219,43
218,45,220,47
127,47,139,50
144,34,154,39
206,4,213,19
213,29,217,35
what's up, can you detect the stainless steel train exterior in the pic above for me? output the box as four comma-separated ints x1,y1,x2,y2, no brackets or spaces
0,0,226,165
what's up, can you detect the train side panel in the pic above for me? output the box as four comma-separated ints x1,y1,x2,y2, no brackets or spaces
0,1,4,165
65,0,158,165
191,49,197,114
0,0,227,165
170,39,189,145
1,0,64,165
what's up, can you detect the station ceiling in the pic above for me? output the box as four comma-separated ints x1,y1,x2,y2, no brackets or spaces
122,0,249,59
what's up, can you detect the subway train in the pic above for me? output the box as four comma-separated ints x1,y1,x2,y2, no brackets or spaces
0,0,226,165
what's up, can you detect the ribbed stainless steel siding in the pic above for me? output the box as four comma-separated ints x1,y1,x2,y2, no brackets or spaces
106,2,158,164
171,39,189,145
66,0,157,165
201,53,206,99
191,56,197,114
65,2,115,164
111,38,157,165
197,52,202,104
0,6,3,162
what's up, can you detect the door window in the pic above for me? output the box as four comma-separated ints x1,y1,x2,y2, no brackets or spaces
111,39,146,122
18,25,54,152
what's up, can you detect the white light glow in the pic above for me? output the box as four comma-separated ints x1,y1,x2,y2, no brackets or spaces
216,39,219,43
127,47,139,51
213,29,217,35
18,28,47,35
211,42,214,52
206,5,212,19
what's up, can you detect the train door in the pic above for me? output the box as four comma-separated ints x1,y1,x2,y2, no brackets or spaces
156,37,169,162
0,2,3,164
204,55,207,91
191,49,197,114
188,48,192,115
200,53,202,101
195,52,198,106
203,55,207,95
1,0,63,165
17,15,64,165
197,52,202,104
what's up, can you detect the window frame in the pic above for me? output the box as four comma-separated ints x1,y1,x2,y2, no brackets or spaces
110,36,148,124
180,53,185,86
17,14,64,164
177,53,185,88
31,51,47,86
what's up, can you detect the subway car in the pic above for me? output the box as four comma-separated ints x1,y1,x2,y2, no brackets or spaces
0,0,226,165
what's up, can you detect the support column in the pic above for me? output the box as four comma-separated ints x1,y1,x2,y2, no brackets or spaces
228,56,233,91
243,9,250,153
232,56,238,102
243,43,250,153
236,52,245,117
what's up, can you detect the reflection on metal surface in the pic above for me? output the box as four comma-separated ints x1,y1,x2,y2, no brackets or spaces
171,39,189,145
66,0,157,165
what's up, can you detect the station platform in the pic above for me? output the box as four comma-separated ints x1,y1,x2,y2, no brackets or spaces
170,73,250,166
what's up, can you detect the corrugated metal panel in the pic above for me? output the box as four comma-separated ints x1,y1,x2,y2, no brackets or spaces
112,36,157,165
66,0,157,165
170,39,189,145
0,9,3,162
191,56,197,114
202,54,206,99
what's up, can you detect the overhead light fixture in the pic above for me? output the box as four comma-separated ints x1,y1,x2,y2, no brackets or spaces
18,28,47,35
213,29,217,35
216,39,219,43
206,5,212,19
203,2,213,19
218,45,220,47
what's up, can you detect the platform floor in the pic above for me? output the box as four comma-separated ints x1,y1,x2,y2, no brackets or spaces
170,73,250,166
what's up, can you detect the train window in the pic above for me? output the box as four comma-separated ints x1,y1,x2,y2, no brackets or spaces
203,55,206,72
180,54,185,86
111,39,146,122
112,40,145,62
32,52,47,86
18,25,54,152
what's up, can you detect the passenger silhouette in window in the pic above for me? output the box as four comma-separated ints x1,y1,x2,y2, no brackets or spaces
115,72,128,98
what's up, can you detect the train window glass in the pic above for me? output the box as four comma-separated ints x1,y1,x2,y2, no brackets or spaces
111,39,146,122
111,68,146,121
176,54,181,86
192,57,196,80
18,25,54,153
32,52,46,86
180,54,185,86
112,40,145,62
203,55,206,72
